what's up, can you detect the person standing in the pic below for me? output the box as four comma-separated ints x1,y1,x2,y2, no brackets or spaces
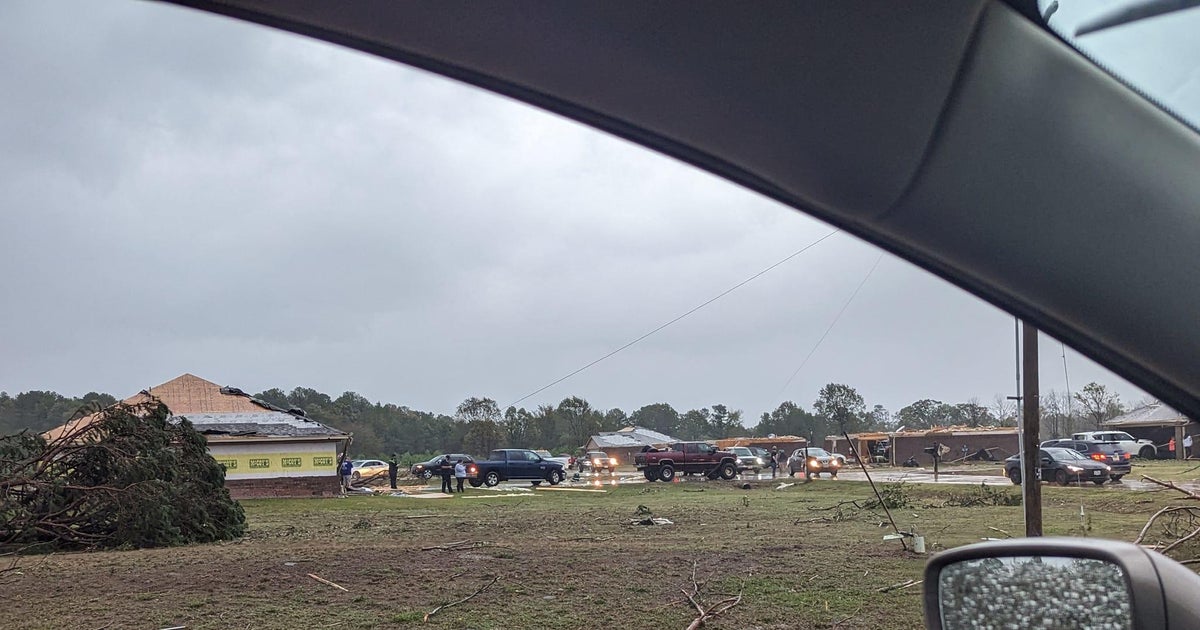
388,454,399,489
769,446,780,478
438,455,454,494
339,458,354,491
454,459,468,493
1185,434,1194,459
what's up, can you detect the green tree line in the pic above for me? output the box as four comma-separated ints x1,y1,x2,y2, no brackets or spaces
1,381,1130,459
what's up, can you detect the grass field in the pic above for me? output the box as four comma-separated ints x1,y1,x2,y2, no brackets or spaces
4,470,1199,630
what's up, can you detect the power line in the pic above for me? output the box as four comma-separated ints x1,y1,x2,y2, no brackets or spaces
505,229,841,408
777,252,885,398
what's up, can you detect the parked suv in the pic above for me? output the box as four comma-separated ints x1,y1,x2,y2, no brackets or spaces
728,447,764,473
1040,439,1131,482
579,450,617,473
1070,431,1157,459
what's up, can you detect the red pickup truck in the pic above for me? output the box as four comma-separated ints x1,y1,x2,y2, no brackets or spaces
634,442,739,482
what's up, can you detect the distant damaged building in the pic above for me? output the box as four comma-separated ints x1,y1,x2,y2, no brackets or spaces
584,426,678,467
887,426,1019,466
829,426,1019,466
45,374,350,499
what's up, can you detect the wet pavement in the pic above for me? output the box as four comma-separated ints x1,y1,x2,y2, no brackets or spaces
397,466,1200,493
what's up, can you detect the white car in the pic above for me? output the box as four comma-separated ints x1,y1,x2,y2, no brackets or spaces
1070,431,1158,459
350,459,390,481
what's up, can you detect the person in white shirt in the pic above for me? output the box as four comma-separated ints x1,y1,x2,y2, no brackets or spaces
1185,434,1193,459
454,460,468,493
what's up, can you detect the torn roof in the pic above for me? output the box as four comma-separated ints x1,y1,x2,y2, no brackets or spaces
884,425,1018,438
43,373,348,442
1104,402,1191,427
589,426,678,448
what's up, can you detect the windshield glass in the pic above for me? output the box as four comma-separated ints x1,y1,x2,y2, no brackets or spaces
1041,1,1200,129
1046,448,1087,461
804,448,830,457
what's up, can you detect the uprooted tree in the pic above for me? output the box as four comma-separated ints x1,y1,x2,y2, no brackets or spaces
0,399,245,551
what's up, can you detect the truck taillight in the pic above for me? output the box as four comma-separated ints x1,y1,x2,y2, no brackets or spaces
1090,453,1106,461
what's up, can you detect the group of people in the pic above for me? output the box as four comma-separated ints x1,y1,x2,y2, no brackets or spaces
436,455,469,494
338,454,468,493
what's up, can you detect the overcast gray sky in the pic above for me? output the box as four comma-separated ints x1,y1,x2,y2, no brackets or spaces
2,0,1195,422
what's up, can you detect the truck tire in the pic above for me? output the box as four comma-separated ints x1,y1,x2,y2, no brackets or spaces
469,479,483,488
484,471,501,487
718,462,737,480
422,470,434,480
1140,445,1156,459
548,469,565,485
659,464,676,482
644,468,659,481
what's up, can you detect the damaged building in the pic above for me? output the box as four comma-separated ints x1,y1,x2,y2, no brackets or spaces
44,374,350,499
827,426,1020,466
584,426,677,466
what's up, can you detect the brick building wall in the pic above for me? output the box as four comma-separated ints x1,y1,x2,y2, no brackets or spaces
225,475,342,499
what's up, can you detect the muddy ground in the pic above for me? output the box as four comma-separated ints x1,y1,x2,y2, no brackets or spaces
2,477,1193,629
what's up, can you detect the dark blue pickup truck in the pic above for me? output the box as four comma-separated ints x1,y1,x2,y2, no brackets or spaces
468,448,567,487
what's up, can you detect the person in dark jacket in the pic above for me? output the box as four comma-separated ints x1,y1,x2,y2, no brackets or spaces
438,456,454,494
339,458,354,491
388,454,399,489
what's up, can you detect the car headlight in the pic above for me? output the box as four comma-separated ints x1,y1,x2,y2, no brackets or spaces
1066,465,1082,472
593,459,602,466
808,458,818,466
831,460,841,467
1104,465,1111,471
755,457,763,465
610,458,618,465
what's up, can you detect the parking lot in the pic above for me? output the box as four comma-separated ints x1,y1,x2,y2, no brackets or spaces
387,458,1200,496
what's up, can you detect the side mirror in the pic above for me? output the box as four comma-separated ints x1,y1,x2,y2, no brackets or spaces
924,538,1200,629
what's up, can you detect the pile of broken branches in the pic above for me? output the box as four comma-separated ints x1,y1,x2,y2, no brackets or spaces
1135,476,1200,564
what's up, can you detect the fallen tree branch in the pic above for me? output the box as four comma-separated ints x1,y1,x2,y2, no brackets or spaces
420,540,507,552
1141,476,1200,500
878,579,920,593
1134,506,1200,544
423,575,500,623
677,560,744,630
1162,526,1200,554
307,573,349,592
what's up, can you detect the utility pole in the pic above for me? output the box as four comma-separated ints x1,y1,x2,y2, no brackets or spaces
1021,321,1043,536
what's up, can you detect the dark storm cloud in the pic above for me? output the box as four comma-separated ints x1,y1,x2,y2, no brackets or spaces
0,0,1161,419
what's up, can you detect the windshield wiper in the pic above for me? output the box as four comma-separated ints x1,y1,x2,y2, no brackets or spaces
1075,0,1200,36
